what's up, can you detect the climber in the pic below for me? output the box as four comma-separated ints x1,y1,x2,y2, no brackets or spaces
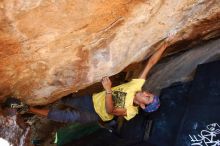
9,36,173,124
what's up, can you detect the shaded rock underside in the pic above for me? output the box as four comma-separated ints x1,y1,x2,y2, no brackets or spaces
0,0,219,105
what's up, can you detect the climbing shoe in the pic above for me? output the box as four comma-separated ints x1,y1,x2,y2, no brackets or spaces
4,98,29,114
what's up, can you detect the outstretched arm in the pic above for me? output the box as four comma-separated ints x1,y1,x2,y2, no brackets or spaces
138,41,169,79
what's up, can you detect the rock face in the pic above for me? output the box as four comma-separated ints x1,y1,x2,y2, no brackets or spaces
0,0,219,105
0,114,30,146
144,38,220,95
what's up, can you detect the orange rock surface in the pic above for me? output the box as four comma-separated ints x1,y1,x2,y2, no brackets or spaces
0,0,219,105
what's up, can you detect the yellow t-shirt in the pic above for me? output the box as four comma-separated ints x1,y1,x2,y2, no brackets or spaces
92,79,145,121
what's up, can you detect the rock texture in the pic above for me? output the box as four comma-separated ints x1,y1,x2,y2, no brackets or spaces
0,114,30,146
0,0,220,105
144,38,220,95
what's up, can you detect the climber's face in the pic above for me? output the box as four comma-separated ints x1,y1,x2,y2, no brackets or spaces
134,91,154,109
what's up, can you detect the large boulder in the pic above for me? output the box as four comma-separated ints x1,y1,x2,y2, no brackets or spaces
0,0,219,105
